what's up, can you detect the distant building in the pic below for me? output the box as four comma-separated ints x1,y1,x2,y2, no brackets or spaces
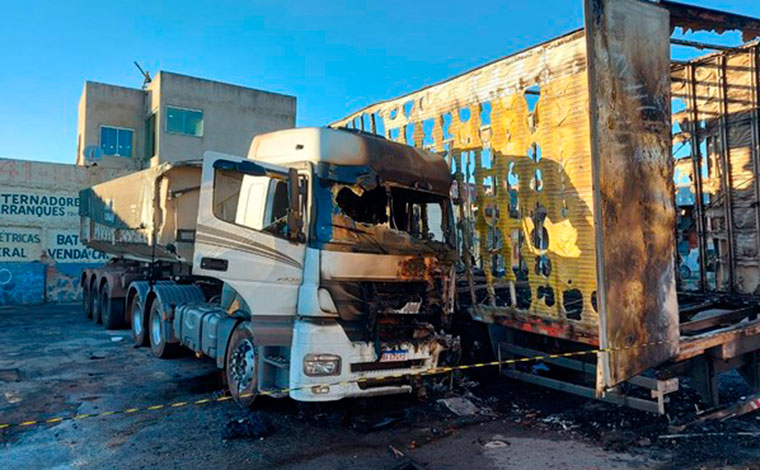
0,72,296,306
76,71,297,170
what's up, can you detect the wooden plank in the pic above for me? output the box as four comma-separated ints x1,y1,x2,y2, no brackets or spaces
681,305,760,333
716,334,760,360
676,318,760,361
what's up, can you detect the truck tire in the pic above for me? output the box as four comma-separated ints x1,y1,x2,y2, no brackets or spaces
83,282,92,319
100,285,125,330
225,323,258,408
130,298,149,347
92,283,103,324
149,300,178,358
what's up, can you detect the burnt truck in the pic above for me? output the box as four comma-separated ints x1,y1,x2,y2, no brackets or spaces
80,127,457,403
82,0,760,416
332,0,760,415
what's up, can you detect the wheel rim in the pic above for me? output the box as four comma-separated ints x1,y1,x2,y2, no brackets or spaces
229,339,255,393
151,309,162,346
133,304,143,336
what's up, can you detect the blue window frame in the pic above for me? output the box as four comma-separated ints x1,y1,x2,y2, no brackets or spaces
100,126,133,157
166,106,203,137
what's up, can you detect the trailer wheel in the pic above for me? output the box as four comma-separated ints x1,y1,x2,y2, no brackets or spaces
149,300,178,358
225,323,258,407
92,282,103,324
82,281,92,319
130,298,149,347
100,285,125,330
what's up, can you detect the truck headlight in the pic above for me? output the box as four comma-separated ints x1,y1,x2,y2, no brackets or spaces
303,354,341,376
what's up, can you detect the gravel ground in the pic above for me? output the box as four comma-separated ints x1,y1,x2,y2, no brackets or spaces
1,303,760,469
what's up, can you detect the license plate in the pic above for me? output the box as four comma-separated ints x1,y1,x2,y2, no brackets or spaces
380,350,408,362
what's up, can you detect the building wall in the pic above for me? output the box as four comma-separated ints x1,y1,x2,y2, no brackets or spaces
0,158,127,305
151,71,296,165
77,81,145,170
76,72,297,170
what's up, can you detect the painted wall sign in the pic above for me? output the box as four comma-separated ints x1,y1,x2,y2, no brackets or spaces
46,230,109,263
0,157,127,306
0,190,80,223
0,228,42,261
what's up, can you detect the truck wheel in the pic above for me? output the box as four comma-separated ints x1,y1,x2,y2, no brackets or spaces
101,285,125,330
149,300,178,358
225,324,258,407
130,298,149,347
83,282,92,319
92,283,103,324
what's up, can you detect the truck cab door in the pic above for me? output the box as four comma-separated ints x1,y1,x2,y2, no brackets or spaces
194,151,308,328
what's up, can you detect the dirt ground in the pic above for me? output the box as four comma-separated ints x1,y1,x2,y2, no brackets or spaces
2,304,760,470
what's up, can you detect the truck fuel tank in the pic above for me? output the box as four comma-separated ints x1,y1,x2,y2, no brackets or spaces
173,303,225,359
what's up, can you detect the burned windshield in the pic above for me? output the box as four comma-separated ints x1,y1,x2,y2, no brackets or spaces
335,185,388,225
314,177,453,253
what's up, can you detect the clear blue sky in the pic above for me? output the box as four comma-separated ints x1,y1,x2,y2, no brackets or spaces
1,0,758,164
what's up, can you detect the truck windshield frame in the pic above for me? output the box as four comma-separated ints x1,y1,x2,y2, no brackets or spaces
311,172,455,255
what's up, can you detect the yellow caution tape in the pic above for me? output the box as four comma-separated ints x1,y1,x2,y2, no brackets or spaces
0,338,676,431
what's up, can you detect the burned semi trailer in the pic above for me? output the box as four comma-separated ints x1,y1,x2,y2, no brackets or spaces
333,0,760,414
670,16,760,407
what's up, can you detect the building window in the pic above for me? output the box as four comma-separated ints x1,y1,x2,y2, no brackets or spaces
167,106,203,137
145,113,156,158
100,126,133,157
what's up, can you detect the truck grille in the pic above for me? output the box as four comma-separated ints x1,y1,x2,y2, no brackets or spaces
322,280,443,343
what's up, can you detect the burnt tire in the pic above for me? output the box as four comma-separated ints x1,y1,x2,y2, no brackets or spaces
82,281,92,319
130,297,149,347
148,300,178,358
100,285,125,330
225,323,258,408
92,283,103,324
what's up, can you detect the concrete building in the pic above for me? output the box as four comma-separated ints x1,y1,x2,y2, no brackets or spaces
76,71,297,170
0,72,296,306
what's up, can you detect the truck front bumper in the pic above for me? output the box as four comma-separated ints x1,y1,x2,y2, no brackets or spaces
288,318,445,402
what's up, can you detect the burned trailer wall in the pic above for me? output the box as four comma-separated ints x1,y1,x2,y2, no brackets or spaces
333,0,680,391
584,0,678,387
672,42,760,297
333,30,602,345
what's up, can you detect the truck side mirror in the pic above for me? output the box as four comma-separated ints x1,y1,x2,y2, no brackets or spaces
287,168,304,242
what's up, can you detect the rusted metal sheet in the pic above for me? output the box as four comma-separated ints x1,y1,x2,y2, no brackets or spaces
333,0,681,391
585,0,678,388
657,0,760,43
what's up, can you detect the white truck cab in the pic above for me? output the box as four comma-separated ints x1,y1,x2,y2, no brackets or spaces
191,127,457,402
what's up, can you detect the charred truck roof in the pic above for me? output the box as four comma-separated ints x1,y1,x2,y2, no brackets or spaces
247,127,452,195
